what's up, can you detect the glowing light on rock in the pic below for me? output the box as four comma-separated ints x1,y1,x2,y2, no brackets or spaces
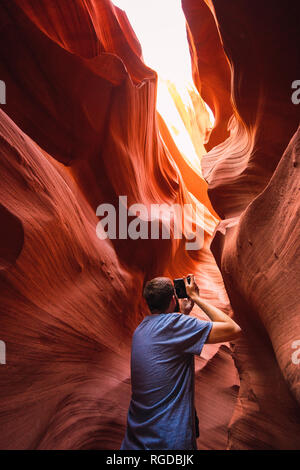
113,0,215,169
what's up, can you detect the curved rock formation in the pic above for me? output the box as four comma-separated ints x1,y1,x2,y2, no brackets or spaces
183,0,300,449
182,0,232,151
0,0,298,450
0,0,235,449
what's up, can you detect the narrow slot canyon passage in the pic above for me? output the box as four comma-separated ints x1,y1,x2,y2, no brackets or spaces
113,0,240,450
0,0,299,451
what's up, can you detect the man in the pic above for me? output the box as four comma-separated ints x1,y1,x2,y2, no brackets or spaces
121,274,241,450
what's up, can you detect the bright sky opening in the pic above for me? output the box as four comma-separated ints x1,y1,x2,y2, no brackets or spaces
113,0,215,171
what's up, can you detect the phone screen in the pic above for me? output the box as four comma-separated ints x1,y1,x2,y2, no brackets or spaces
173,278,187,299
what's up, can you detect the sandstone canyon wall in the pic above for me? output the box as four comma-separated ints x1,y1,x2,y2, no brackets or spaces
183,0,300,449
0,0,299,450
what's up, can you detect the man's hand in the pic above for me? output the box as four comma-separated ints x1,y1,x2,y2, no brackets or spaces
184,274,199,301
179,298,194,315
184,273,242,343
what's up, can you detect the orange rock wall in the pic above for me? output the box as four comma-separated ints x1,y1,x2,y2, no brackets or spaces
0,0,236,449
183,0,300,449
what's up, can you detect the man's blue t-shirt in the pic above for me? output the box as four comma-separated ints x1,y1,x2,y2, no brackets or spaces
121,312,213,450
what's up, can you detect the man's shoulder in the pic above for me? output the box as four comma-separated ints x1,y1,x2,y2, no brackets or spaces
167,313,210,331
133,313,181,334
133,313,202,335
168,312,196,323
158,312,199,329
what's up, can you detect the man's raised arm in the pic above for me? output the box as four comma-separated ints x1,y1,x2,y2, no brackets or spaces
184,275,242,344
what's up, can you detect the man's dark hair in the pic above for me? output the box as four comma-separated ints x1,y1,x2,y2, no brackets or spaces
143,277,175,313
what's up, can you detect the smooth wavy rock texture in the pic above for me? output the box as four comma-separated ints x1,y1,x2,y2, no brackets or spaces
0,0,236,450
0,0,299,450
183,0,300,449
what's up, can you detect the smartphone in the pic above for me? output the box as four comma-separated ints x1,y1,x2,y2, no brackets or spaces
173,277,191,299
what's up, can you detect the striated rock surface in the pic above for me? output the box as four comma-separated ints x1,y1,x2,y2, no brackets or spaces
182,0,232,151
0,0,299,450
0,0,236,449
183,0,300,449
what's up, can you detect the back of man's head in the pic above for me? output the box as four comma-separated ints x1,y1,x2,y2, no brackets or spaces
143,277,174,314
